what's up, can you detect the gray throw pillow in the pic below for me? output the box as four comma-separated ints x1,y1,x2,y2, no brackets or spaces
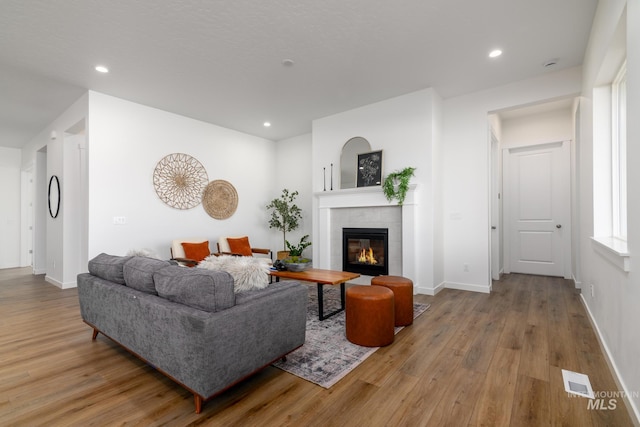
88,253,133,284
123,257,171,294
154,266,235,312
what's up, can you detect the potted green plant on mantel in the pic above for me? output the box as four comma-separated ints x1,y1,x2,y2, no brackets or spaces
266,189,303,260
284,234,312,271
382,167,416,205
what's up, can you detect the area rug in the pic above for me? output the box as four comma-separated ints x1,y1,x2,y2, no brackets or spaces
272,285,430,388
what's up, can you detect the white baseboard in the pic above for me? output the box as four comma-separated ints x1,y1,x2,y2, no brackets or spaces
415,281,446,296
44,275,77,289
444,281,491,294
572,274,582,289
433,281,446,294
580,294,640,426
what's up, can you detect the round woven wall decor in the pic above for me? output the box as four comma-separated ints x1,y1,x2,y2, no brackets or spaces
153,153,209,210
202,180,238,219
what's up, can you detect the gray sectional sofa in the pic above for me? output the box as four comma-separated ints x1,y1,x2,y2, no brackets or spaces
77,254,307,413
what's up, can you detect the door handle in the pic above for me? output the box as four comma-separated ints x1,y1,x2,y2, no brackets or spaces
556,224,562,229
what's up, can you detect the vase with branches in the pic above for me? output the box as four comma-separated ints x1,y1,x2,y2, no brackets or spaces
266,189,303,254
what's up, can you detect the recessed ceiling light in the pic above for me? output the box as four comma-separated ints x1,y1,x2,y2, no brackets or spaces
263,122,271,127
95,65,109,73
489,49,502,58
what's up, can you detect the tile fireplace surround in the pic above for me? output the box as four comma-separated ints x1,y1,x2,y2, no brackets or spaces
315,185,417,287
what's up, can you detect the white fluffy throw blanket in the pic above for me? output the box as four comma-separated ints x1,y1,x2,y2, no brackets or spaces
126,248,161,259
198,255,270,292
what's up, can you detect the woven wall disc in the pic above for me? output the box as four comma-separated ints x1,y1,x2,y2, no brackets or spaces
202,180,238,219
153,153,209,210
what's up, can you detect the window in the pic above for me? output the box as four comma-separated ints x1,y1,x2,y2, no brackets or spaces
590,11,628,271
611,61,627,240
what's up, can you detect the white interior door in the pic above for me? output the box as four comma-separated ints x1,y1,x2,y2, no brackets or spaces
490,133,501,281
504,141,570,278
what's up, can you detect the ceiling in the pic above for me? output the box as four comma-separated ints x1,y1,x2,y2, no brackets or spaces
0,0,597,149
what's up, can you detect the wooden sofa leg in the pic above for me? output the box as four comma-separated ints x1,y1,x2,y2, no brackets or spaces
194,394,203,414
92,328,99,340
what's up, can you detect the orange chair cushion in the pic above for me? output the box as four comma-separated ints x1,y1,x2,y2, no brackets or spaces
181,241,210,262
227,236,252,256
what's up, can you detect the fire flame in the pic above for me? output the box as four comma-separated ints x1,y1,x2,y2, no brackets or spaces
357,248,378,265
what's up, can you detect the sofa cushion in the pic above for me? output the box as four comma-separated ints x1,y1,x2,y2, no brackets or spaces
226,236,252,256
198,255,270,292
123,257,171,294
153,266,235,312
88,253,133,284
181,241,210,262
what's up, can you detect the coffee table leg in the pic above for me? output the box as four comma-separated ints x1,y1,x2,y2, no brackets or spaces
317,283,324,320
317,282,346,321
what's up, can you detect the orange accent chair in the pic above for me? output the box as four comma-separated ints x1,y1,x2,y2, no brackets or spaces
170,239,212,267
215,236,272,260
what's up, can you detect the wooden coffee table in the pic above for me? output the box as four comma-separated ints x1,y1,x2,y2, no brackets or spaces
270,268,360,320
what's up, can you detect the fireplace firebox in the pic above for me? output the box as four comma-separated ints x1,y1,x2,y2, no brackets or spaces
342,228,389,276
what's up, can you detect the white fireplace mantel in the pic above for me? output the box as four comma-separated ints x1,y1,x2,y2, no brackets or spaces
315,185,417,284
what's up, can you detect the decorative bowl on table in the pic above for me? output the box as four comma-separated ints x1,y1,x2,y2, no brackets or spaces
283,257,312,272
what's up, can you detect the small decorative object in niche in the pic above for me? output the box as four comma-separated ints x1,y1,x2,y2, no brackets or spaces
153,153,208,209
383,167,416,205
48,175,60,218
356,150,383,187
202,180,238,219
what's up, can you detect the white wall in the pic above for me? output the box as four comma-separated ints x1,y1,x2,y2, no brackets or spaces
442,67,582,292
311,89,440,294
501,107,573,148
431,92,444,287
33,151,46,274
273,133,313,255
21,93,89,285
86,92,277,261
579,0,640,420
0,147,21,268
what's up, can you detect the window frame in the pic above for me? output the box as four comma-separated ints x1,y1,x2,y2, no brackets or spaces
611,61,627,241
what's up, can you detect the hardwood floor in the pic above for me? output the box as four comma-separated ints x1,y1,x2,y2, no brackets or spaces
0,268,634,426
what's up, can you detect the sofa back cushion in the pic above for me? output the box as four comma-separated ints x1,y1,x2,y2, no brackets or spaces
88,253,133,284
123,257,171,294
153,266,235,312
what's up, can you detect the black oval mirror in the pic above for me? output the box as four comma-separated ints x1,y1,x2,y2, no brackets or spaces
48,175,60,218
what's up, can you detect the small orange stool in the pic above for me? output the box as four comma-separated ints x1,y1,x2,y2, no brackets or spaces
345,285,395,347
371,275,414,326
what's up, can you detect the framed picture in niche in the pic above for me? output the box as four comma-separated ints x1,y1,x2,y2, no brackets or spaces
356,150,383,187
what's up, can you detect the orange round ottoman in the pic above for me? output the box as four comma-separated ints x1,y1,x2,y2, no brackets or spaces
371,275,414,326
345,285,395,347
